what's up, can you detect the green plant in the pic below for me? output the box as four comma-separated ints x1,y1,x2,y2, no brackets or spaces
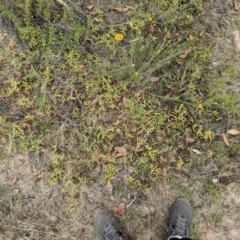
127,210,142,222
204,179,222,203
207,213,223,225
0,0,239,199
113,183,124,196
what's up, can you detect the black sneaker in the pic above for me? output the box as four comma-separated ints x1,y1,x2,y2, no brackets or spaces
93,208,126,240
168,199,193,240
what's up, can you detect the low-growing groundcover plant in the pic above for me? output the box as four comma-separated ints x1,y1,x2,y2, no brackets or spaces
0,0,239,198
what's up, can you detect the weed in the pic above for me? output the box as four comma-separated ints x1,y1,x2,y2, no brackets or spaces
207,213,223,225
174,182,194,200
0,0,239,196
113,183,124,196
127,210,142,222
204,179,222,203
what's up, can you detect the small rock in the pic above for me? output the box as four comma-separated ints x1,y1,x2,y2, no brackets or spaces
149,206,155,214
212,178,218,183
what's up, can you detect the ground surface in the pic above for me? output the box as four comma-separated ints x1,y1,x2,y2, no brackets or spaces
1,1,240,240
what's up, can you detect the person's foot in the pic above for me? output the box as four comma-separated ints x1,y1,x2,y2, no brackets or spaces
93,208,126,240
168,199,193,240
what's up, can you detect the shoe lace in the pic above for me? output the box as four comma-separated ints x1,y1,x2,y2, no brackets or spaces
171,214,189,237
103,222,125,240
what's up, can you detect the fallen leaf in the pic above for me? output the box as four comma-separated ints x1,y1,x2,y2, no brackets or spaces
34,202,38,209
115,146,127,155
118,203,125,215
105,181,113,193
180,47,192,59
140,45,145,52
40,81,47,93
222,133,229,147
91,98,98,104
220,70,227,76
185,137,195,143
11,175,18,185
126,5,134,10
192,149,202,155
117,113,124,119
227,129,240,135
93,17,101,23
162,167,168,176
86,4,94,10
122,7,129,12
114,165,123,171
136,130,143,135
150,76,160,82
115,6,134,12
70,88,74,97
48,92,57,105
173,173,186,181
2,80,11,84
33,110,46,117
129,38,139,43
90,10,97,15
234,0,240,11
123,95,127,103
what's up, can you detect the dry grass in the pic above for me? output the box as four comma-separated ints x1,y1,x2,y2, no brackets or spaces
1,0,240,239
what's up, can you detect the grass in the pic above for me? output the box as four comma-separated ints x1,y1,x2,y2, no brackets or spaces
127,209,143,222
204,179,222,204
207,213,223,225
0,0,239,201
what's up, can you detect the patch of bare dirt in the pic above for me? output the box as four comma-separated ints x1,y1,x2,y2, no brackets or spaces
1,149,240,239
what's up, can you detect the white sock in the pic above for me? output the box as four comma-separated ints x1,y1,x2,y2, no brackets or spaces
168,235,182,240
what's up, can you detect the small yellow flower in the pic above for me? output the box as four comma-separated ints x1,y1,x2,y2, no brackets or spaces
8,145,13,151
214,102,218,105
198,104,203,110
132,64,135,67
149,16,153,22
152,36,156,41
189,34,194,41
135,72,139,76
114,33,124,42
157,49,161,53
